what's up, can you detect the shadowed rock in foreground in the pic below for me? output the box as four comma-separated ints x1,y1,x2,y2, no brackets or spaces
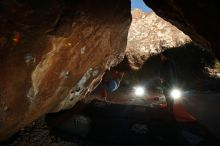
0,0,131,140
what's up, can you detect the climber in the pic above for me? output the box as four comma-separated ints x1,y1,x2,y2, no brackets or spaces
100,69,124,102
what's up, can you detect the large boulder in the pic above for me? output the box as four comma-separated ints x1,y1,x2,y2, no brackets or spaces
144,0,220,59
0,0,131,140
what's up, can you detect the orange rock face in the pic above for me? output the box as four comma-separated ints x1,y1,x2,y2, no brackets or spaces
0,0,131,140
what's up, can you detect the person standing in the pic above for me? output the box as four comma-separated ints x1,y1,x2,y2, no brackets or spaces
159,51,177,112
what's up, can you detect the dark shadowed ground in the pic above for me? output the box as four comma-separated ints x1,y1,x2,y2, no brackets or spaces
181,91,220,139
2,86,220,146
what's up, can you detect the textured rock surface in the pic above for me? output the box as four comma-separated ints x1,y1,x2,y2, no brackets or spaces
126,9,191,69
144,0,220,59
1,117,78,146
0,0,131,140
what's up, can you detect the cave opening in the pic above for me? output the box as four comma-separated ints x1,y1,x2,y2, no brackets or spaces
44,2,220,145
131,0,152,12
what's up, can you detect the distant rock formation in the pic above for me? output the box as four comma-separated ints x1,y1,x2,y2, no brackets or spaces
144,0,220,59
126,9,191,69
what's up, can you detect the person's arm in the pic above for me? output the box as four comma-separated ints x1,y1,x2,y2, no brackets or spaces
113,71,124,86
117,72,124,86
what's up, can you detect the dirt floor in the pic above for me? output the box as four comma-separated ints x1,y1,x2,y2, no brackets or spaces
0,117,78,146
1,87,220,146
181,91,220,139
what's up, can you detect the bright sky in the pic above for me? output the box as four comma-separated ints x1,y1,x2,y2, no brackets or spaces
131,0,152,12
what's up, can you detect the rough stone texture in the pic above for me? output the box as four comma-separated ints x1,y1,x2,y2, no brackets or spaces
144,0,220,59
0,0,131,140
126,9,191,69
1,117,78,146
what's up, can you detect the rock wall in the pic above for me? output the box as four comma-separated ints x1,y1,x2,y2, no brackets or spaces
144,0,220,59
0,0,131,140
126,9,191,69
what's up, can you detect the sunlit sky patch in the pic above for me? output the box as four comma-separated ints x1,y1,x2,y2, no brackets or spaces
131,0,152,12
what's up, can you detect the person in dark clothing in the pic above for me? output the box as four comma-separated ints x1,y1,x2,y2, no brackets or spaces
159,51,177,112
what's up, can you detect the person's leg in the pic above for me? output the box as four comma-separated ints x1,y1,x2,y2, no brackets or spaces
169,97,174,112
162,82,173,112
164,92,169,110
164,90,173,112
100,85,108,102
104,90,111,104
104,89,108,102
166,95,174,112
